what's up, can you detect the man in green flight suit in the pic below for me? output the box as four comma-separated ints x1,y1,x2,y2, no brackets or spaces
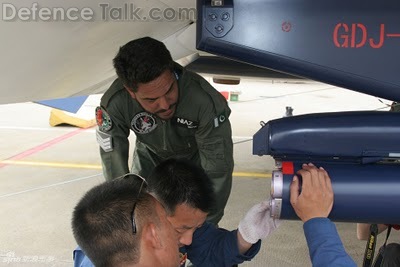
96,37,234,225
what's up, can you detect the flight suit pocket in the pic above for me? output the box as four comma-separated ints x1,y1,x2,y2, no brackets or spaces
199,137,228,172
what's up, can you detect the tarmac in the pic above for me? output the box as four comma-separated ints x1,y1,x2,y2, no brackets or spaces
0,76,399,267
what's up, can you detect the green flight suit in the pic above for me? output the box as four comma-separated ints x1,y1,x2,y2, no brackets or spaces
96,64,234,224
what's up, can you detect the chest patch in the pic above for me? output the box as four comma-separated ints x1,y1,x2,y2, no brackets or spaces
174,117,199,129
96,106,112,132
131,112,157,134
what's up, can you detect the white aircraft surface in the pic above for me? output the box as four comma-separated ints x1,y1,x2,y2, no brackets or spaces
0,0,198,104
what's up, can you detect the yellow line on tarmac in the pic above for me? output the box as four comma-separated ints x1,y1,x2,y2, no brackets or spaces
1,160,102,170
1,160,271,178
233,172,271,178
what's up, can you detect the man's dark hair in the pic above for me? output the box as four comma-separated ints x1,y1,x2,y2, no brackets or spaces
72,177,157,267
113,36,174,91
147,158,216,216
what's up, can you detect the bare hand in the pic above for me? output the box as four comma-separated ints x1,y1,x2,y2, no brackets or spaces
289,163,334,222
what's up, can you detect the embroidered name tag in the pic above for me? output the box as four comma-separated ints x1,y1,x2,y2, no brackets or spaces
174,117,199,129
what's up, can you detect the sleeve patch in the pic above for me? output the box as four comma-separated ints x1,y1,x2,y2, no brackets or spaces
96,106,113,132
213,112,227,128
96,129,113,152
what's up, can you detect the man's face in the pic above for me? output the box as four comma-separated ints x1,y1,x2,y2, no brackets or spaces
166,203,208,247
154,200,181,267
127,70,179,120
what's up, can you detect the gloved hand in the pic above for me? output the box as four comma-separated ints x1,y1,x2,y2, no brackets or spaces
238,199,281,244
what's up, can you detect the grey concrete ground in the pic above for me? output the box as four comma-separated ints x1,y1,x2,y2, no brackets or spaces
0,78,399,266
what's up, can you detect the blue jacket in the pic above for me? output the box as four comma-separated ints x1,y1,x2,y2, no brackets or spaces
73,222,261,267
304,218,356,267
183,222,261,266
74,218,355,267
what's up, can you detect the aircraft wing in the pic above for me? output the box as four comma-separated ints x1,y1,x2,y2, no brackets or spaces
0,0,197,104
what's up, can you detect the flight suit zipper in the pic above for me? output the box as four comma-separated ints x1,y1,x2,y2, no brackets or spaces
161,120,167,151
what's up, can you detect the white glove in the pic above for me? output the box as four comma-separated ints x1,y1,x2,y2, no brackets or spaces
238,199,281,244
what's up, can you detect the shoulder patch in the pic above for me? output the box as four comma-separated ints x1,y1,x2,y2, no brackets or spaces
213,112,227,128
173,117,199,129
96,106,113,132
131,112,158,134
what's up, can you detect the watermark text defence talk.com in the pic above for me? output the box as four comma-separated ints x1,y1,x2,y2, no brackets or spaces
1,3,196,22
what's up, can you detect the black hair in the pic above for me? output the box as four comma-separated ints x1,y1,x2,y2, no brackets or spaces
147,158,216,216
72,177,156,267
113,37,174,91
